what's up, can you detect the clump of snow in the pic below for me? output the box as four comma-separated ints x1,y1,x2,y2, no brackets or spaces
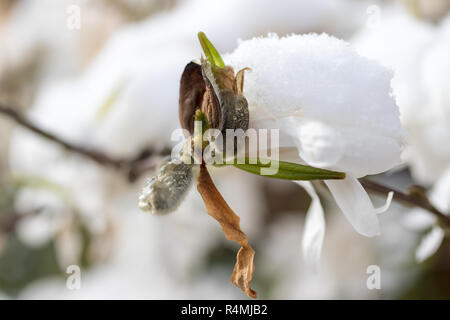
226,33,405,177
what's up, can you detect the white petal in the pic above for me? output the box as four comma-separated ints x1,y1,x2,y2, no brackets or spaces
16,213,55,248
415,226,445,263
294,120,345,169
325,176,384,237
402,208,436,231
295,181,325,268
429,167,450,213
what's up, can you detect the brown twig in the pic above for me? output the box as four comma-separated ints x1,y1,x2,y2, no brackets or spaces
360,178,450,227
0,104,170,180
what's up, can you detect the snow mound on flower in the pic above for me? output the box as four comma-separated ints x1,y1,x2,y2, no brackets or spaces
225,33,405,177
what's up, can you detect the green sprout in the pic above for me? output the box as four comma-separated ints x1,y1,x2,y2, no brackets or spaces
198,31,226,68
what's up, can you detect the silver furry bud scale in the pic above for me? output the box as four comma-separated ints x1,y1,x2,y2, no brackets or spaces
138,159,193,214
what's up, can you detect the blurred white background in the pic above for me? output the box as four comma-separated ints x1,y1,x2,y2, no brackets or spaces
0,0,449,299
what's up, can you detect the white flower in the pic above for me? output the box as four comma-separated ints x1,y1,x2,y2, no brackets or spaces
403,167,450,262
226,33,405,265
353,8,450,184
415,226,445,263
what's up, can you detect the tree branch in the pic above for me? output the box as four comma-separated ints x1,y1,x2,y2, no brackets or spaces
1,104,449,225
0,104,170,181
360,178,450,227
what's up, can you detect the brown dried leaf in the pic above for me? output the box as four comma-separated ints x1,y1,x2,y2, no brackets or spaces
232,245,256,298
196,164,257,298
214,66,237,93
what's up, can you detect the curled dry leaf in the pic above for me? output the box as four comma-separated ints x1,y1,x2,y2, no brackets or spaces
214,66,238,93
235,67,251,95
179,61,222,133
179,62,206,133
196,164,257,298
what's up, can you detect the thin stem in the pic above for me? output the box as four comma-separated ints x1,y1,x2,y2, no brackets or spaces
0,104,169,180
0,105,125,167
360,178,450,227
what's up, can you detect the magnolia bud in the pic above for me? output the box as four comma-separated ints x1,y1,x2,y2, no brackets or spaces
220,89,249,131
178,60,250,134
138,159,193,214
